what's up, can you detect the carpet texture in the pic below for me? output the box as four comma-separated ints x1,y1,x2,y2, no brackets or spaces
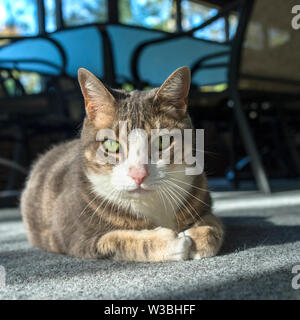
0,191,300,300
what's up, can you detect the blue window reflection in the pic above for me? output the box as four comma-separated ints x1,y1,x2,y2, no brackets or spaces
62,0,107,27
0,0,38,36
45,0,56,32
182,0,225,42
119,0,175,32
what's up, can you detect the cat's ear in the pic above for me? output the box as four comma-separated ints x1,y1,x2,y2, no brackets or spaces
78,68,115,123
154,66,191,117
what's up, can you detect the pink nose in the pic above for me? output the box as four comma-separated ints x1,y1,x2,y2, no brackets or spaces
129,165,148,185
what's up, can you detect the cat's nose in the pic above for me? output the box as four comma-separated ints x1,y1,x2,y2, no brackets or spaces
129,165,148,185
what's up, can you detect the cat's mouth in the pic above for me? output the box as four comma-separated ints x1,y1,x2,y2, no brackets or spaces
127,187,152,195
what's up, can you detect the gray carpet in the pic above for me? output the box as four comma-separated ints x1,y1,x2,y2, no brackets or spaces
0,191,300,300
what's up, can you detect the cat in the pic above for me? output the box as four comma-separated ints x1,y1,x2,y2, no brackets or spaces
20,66,224,262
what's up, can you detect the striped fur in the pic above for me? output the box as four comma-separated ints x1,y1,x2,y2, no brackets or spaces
21,67,224,262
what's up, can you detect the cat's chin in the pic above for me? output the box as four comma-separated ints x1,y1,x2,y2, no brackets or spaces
127,188,152,195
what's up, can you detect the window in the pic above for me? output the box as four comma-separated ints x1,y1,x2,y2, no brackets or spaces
0,0,38,37
18,71,42,94
62,0,107,27
181,0,226,42
228,13,238,40
119,0,176,32
194,18,226,42
45,0,56,32
0,70,42,96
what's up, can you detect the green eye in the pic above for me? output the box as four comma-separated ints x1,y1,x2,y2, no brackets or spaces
103,140,120,153
158,136,171,151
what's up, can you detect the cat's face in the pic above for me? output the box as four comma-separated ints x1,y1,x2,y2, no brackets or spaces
78,67,194,212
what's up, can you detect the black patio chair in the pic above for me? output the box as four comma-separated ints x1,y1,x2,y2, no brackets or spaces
0,36,74,206
129,0,300,193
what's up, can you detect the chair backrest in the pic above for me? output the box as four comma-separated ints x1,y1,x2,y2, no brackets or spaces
50,25,105,80
135,35,230,87
106,25,166,84
240,0,300,91
0,37,66,76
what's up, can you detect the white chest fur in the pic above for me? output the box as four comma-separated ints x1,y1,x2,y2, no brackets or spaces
128,191,177,229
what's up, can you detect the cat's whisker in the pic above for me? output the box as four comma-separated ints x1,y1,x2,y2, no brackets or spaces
164,179,210,208
192,148,219,155
104,192,123,233
157,187,168,218
78,180,120,222
162,183,188,227
115,191,123,227
161,181,195,224
164,181,205,224
160,182,185,228
159,184,180,228
87,189,119,228
102,190,123,231
168,176,209,192
107,191,120,231
166,179,209,207
71,191,102,232
78,193,99,219
165,170,187,174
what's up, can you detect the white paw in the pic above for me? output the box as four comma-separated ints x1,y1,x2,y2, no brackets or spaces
181,230,214,260
191,253,203,260
178,232,185,238
168,234,192,261
182,230,191,237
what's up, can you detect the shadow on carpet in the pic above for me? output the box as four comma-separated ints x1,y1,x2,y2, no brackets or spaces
0,202,299,299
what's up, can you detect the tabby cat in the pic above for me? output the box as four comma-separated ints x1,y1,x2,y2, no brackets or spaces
21,67,224,262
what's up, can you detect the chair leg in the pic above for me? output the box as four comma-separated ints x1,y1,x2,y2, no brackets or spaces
277,109,300,177
230,92,271,193
5,124,29,190
232,118,240,189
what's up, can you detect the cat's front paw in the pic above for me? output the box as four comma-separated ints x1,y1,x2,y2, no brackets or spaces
152,227,192,261
183,227,222,260
166,232,192,261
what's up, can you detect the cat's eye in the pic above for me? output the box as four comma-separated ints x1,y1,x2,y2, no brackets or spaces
103,139,120,153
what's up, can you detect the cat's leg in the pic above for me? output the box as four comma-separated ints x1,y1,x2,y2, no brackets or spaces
180,213,224,260
97,227,192,262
